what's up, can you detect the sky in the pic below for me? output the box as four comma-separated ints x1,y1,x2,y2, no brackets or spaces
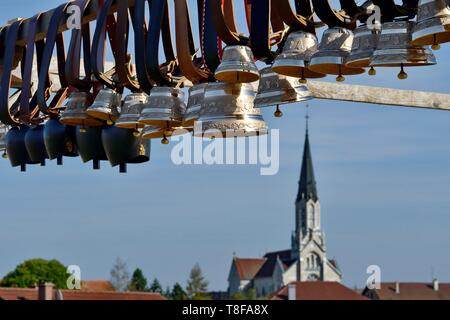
1,0,450,291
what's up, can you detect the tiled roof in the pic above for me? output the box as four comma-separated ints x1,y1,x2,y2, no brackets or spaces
271,282,368,300
0,287,166,300
363,282,450,300
81,280,114,292
233,258,265,280
254,250,296,279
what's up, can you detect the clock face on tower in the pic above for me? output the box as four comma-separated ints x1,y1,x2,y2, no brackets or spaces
307,274,320,281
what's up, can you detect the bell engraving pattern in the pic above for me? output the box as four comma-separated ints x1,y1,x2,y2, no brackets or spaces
412,0,450,49
214,46,260,83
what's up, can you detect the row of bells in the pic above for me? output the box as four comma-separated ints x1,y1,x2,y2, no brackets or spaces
214,0,450,82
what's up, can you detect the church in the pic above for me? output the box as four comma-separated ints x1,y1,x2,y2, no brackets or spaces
228,126,342,297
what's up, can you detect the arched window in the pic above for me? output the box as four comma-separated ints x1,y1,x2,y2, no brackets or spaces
308,203,315,229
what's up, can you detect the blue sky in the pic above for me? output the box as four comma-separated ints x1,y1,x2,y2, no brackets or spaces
1,1,450,291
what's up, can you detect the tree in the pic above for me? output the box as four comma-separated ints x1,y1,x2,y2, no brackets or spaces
128,268,147,292
170,283,187,300
186,263,209,299
110,257,130,292
1,259,67,289
149,278,163,294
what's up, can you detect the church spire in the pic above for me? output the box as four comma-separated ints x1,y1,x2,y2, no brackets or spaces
296,108,318,202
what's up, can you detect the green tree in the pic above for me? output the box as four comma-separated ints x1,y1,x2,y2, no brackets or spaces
186,263,209,299
230,291,246,300
149,278,163,294
246,288,258,300
128,268,147,292
1,259,67,289
170,283,187,300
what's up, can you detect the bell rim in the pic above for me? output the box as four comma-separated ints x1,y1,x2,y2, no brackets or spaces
114,121,146,129
271,64,326,79
86,108,120,121
59,115,104,127
412,24,450,45
309,56,366,75
254,95,313,108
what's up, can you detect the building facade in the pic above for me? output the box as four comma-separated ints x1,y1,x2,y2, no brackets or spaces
228,128,342,297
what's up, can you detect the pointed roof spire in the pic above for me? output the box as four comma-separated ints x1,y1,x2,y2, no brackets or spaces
297,106,318,202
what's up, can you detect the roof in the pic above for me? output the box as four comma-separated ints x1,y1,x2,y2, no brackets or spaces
81,280,114,292
296,132,318,202
363,282,450,300
0,287,166,300
271,282,368,300
254,250,296,279
233,258,266,281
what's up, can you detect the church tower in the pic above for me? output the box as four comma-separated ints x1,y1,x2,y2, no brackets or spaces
291,118,342,282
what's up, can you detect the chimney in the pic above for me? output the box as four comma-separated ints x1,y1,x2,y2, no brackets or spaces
395,282,400,294
433,279,439,292
288,283,297,301
38,282,54,300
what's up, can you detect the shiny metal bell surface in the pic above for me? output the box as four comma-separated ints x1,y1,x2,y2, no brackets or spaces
272,31,325,80
214,45,260,83
25,125,49,166
254,67,312,108
60,91,103,127
346,25,380,68
6,126,39,171
141,125,186,141
309,27,365,78
194,82,268,138
86,88,122,123
370,21,437,68
76,126,107,169
412,0,450,47
115,92,148,129
139,87,186,128
183,84,207,128
102,126,150,172
43,118,78,164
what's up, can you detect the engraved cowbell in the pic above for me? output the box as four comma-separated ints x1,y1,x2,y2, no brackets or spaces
412,0,450,49
214,45,260,83
309,27,365,82
272,31,325,82
183,84,208,128
60,91,103,129
139,87,186,144
115,92,148,133
254,67,312,118
346,25,381,75
370,21,437,79
86,88,122,125
194,82,268,138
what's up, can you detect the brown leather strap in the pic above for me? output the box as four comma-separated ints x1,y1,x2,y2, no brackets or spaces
0,19,24,125
311,0,354,28
116,0,140,91
92,0,121,92
210,0,249,46
66,0,93,91
175,0,209,84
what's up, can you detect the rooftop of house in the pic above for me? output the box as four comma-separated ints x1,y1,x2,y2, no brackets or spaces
362,281,450,300
271,281,368,301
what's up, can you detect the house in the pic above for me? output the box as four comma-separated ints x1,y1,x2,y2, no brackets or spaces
362,280,450,300
0,282,166,300
271,281,368,300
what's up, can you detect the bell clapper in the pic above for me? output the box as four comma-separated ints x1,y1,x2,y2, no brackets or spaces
274,105,283,118
300,70,307,84
398,64,408,80
161,134,170,145
368,67,376,76
2,150,8,159
80,122,87,133
336,66,345,82
432,35,441,51
107,118,114,126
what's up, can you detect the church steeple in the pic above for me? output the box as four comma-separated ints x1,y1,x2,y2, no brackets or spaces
296,126,318,203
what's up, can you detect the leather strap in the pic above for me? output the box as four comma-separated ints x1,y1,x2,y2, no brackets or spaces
66,0,93,91
311,0,354,28
201,0,223,73
146,0,177,86
175,0,209,84
210,0,249,46
276,0,314,31
19,13,49,124
91,0,121,91
0,19,24,125
372,0,411,22
249,0,272,60
37,3,71,115
134,0,153,93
